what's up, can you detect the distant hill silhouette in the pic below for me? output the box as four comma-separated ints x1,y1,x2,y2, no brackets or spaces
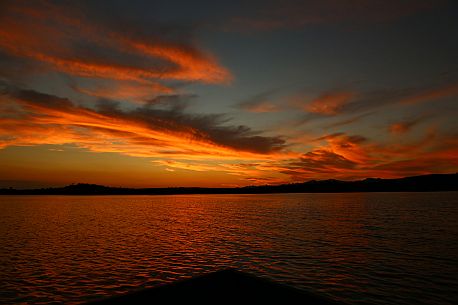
0,173,456,195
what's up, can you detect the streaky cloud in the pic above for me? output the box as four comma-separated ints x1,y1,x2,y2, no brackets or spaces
0,83,286,157
228,0,445,31
0,0,231,95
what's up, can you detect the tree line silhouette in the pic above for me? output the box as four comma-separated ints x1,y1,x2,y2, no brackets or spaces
1,173,456,195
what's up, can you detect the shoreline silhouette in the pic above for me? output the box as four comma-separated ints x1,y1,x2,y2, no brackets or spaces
1,173,456,195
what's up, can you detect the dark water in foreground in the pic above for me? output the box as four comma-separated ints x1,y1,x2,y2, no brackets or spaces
0,192,457,305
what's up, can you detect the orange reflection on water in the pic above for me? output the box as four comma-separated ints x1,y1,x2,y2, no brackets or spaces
1,193,457,305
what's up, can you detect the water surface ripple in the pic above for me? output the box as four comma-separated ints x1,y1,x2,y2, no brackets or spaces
1,192,457,304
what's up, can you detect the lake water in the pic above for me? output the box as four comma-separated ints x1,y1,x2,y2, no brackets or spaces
0,193,457,304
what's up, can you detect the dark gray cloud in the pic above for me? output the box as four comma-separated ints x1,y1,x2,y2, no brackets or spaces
1,84,286,154
295,80,458,127
228,0,446,31
324,112,376,129
97,96,286,154
236,90,280,113
283,149,358,176
0,0,231,94
314,133,367,144
387,114,432,134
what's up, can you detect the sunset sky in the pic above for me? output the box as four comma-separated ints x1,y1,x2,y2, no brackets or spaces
0,0,457,188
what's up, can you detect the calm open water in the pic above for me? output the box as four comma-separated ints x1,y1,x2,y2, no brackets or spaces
0,192,457,304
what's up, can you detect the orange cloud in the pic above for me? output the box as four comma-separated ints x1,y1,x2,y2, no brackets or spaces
389,123,410,134
237,90,281,113
240,102,280,113
1,84,301,184
400,82,458,104
387,115,431,135
1,83,456,184
304,92,355,115
281,129,457,181
292,81,456,124
0,85,287,163
151,160,281,179
325,112,376,129
314,133,369,163
72,81,172,101
0,1,231,92
126,40,231,84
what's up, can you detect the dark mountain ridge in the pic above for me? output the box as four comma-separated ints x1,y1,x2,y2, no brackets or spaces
0,173,456,195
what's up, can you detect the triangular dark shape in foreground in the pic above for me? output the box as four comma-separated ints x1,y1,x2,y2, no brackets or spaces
88,269,344,304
